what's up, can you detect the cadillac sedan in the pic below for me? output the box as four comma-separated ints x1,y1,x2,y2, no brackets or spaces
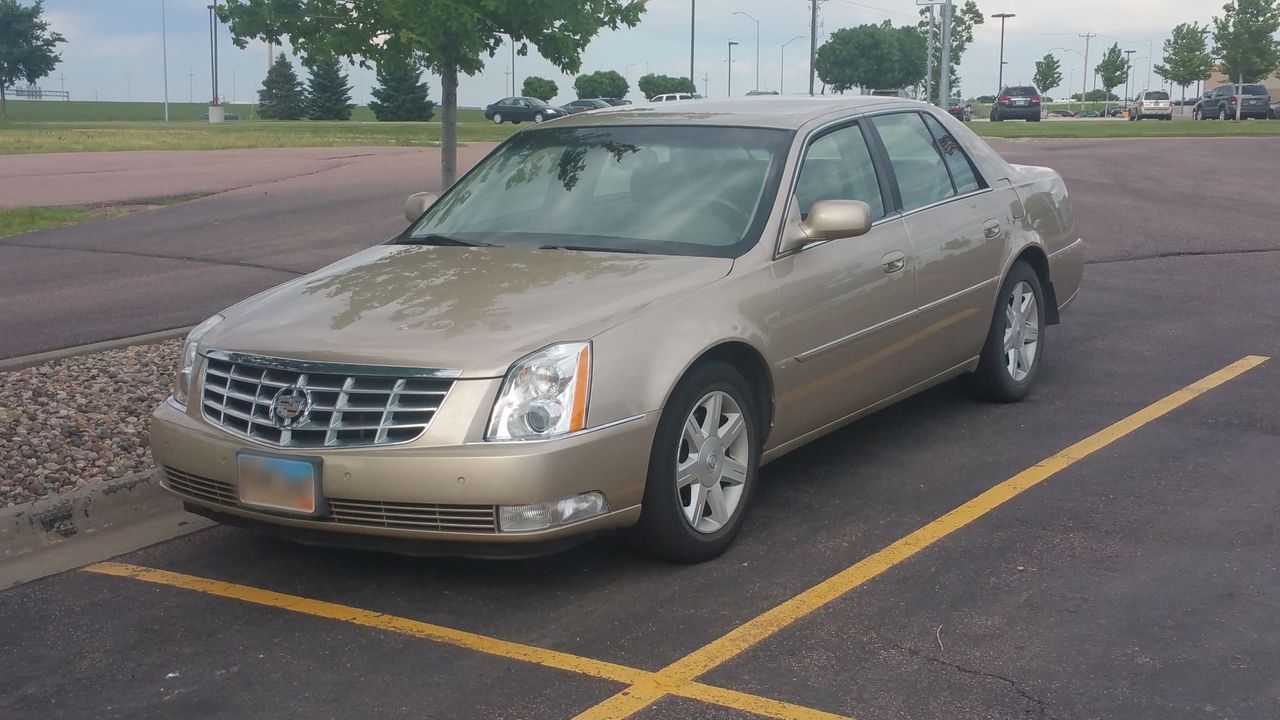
152,97,1084,562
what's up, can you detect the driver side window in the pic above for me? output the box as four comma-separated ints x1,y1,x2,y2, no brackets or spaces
794,124,885,222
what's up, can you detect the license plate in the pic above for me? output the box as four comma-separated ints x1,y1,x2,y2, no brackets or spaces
1013,99,1027,106
237,452,321,515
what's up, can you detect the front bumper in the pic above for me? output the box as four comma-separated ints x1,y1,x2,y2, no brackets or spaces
151,398,655,547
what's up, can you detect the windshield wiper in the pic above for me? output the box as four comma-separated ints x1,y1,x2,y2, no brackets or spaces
398,234,494,247
538,244,649,254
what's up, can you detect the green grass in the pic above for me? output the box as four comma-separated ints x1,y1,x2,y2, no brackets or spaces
0,119,516,154
974,118,1280,139
0,206,123,238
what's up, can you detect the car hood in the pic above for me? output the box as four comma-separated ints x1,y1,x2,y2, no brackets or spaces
202,244,733,377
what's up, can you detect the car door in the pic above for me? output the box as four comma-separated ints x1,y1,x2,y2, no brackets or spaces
768,121,921,445
868,111,1008,380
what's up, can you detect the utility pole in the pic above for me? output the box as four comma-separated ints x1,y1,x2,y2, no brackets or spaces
1124,49,1136,105
1079,32,1096,110
126,73,131,102
808,0,818,95
187,69,194,103
208,4,220,105
162,0,169,121
702,72,709,98
690,0,696,90
926,5,934,104
511,36,517,96
728,40,739,97
992,13,1015,96
938,0,953,106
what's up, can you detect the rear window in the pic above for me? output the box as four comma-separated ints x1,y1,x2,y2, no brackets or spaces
1242,85,1268,96
1143,91,1169,100
1005,86,1038,97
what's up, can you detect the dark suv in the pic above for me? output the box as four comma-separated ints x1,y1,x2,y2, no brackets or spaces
991,86,1042,122
1194,84,1272,120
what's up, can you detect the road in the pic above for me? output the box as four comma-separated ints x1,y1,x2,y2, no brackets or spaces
1,138,1279,720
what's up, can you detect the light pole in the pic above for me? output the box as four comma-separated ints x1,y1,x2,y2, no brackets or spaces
1124,49,1136,106
991,13,1015,94
207,4,219,106
1050,47,1086,110
689,0,696,92
732,11,760,92
125,73,131,102
510,36,517,96
727,40,739,97
781,35,804,95
161,0,169,121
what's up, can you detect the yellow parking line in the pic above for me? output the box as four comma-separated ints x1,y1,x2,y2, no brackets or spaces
572,354,1270,719
82,561,854,720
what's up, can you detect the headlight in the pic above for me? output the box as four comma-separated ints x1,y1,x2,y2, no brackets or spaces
486,342,590,441
173,314,223,407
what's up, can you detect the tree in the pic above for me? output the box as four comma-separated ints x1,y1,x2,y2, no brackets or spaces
917,0,984,97
637,73,695,98
574,69,628,99
1212,0,1280,83
815,22,926,93
521,76,558,102
304,54,354,120
1071,89,1119,102
1093,43,1130,112
218,1,646,188
369,57,434,121
257,53,307,120
0,0,65,121
1154,23,1214,101
1033,54,1064,96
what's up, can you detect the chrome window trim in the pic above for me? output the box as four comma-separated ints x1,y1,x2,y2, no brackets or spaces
203,349,463,379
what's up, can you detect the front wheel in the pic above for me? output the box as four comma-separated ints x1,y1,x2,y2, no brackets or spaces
963,261,1046,403
1219,107,1229,121
630,362,760,563
533,113,545,124
491,113,503,125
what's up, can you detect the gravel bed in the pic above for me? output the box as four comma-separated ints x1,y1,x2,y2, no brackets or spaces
0,339,180,507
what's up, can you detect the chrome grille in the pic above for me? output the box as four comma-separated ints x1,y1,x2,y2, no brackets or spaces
163,468,238,506
199,350,456,448
327,499,498,532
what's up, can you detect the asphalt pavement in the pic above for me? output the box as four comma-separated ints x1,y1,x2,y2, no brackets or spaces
1,138,1278,719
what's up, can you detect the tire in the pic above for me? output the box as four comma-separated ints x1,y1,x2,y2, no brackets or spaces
1192,108,1201,121
1219,107,1229,121
1029,115,1041,122
991,112,1003,122
492,113,503,125
629,361,761,563
963,261,1046,403
533,113,545,124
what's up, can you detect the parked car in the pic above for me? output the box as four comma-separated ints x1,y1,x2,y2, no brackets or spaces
870,89,912,98
561,98,612,115
1105,106,1126,118
990,85,1042,122
1046,109,1076,118
1193,84,1271,120
651,93,702,102
153,97,1083,562
946,97,972,122
1078,110,1101,118
600,98,633,106
745,90,780,96
483,96,564,124
1271,100,1280,119
1128,90,1173,120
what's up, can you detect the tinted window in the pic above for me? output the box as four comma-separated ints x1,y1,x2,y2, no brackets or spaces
872,113,956,212
1143,91,1170,100
794,124,885,221
1005,86,1038,97
1241,85,1268,96
921,114,983,195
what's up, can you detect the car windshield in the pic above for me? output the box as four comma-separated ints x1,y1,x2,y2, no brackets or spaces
404,126,792,257
1144,91,1170,100
1005,87,1037,97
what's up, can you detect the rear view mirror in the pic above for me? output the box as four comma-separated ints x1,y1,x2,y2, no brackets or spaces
404,192,438,223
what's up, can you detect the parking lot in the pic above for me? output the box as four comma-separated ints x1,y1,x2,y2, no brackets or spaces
2,137,1278,720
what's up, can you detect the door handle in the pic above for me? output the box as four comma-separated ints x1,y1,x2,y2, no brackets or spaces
881,250,906,274
983,219,1002,239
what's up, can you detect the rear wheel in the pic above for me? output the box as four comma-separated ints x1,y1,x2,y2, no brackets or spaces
1219,106,1229,121
630,361,760,563
963,261,1046,403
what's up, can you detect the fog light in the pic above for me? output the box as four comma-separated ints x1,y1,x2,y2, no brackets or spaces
498,492,609,532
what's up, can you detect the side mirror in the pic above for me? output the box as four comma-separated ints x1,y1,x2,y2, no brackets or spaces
404,192,438,223
778,199,873,254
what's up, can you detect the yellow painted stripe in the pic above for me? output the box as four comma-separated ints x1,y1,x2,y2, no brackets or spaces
83,562,854,720
574,354,1269,717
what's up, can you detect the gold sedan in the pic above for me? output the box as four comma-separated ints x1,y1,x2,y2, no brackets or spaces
152,97,1084,562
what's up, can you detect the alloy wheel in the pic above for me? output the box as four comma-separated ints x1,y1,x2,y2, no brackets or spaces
492,113,503,124
1003,281,1040,382
676,390,750,534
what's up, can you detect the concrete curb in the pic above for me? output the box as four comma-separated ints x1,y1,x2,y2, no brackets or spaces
1,468,180,561
0,326,193,372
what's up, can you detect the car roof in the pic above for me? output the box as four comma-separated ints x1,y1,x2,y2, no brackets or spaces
547,95,919,130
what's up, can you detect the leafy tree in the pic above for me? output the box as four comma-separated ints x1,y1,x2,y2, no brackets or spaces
257,53,307,120
1154,22,1214,101
574,69,628,99
521,76,558,102
218,0,646,188
369,57,434,121
816,22,926,93
1093,43,1130,111
1212,0,1280,83
637,73,695,98
304,53,354,120
1071,89,1119,102
917,0,984,96
0,0,65,121
1033,54,1064,95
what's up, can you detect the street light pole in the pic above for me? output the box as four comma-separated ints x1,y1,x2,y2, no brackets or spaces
161,0,169,121
1124,49,1136,106
992,13,1015,95
207,4,219,105
689,0,696,90
732,11,760,92
727,40,739,97
808,0,817,95
781,35,804,95
938,0,953,105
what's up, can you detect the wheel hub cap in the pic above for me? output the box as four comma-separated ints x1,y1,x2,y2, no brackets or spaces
676,391,750,534
1002,281,1040,383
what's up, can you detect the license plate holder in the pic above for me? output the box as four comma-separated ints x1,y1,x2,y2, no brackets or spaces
1012,99,1028,106
236,451,323,516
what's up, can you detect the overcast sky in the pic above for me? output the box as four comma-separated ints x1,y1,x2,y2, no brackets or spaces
37,0,1232,108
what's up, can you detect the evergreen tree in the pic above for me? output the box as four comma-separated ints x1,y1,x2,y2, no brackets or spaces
257,53,306,120
305,54,354,121
369,59,435,121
